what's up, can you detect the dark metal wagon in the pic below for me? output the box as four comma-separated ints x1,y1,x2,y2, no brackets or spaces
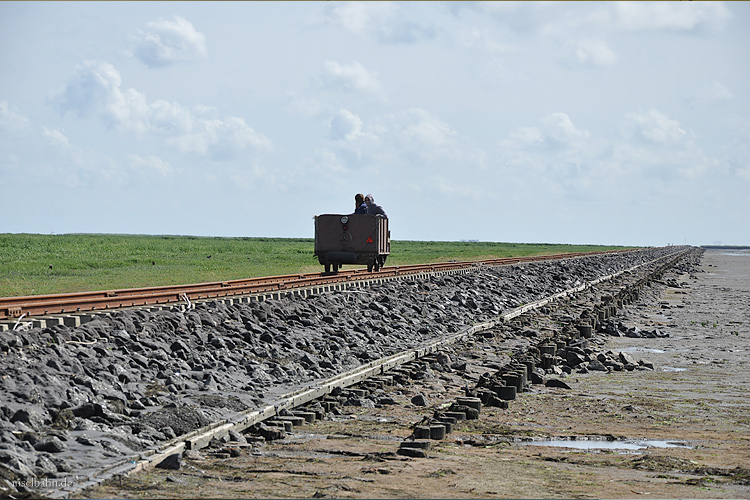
314,214,390,273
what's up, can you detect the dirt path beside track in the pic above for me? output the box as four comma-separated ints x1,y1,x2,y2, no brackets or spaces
80,249,750,499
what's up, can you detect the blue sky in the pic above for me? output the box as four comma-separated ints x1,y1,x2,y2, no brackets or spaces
2,2,748,246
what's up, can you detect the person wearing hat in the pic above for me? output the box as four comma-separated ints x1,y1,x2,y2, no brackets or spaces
364,194,387,217
354,193,368,214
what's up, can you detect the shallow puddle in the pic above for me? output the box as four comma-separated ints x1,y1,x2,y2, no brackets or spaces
619,347,665,354
524,438,691,450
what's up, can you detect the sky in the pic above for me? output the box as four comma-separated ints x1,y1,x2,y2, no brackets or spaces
1,2,748,247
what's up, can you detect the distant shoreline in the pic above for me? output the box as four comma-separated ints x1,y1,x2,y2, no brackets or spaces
701,245,750,250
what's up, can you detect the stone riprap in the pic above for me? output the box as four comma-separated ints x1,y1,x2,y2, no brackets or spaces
0,247,687,496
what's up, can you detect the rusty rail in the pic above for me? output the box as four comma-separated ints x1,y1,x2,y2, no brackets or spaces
0,248,638,320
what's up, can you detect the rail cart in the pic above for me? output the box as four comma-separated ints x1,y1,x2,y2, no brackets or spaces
314,214,390,273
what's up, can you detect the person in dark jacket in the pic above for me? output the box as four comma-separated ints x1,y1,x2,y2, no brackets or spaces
354,193,367,214
365,194,387,217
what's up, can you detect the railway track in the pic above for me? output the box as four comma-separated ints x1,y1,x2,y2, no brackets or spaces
0,247,695,499
0,249,635,325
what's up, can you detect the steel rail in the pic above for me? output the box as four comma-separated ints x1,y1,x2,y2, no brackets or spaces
0,248,638,320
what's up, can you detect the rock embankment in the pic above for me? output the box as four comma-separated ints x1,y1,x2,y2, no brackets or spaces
0,247,691,497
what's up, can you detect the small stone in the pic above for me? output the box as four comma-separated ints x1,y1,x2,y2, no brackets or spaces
130,399,147,410
619,351,638,366
155,453,181,470
35,455,59,477
368,302,387,314
161,427,177,440
435,352,452,366
12,408,49,429
545,379,572,390
228,430,247,443
184,450,205,460
397,447,427,458
486,396,509,409
170,340,189,352
34,436,67,453
530,371,545,384
411,394,429,406
378,396,397,405
358,398,377,408
256,424,285,441
72,403,105,419
565,351,586,367
587,359,608,372
76,435,97,446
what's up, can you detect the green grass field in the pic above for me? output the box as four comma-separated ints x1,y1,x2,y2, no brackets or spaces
0,234,633,297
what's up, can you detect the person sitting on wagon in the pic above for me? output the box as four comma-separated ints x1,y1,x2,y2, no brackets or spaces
365,194,387,218
354,193,368,214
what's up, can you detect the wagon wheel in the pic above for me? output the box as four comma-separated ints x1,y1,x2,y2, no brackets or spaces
373,259,380,272
378,255,387,268
332,264,340,273
324,264,331,274
367,261,374,273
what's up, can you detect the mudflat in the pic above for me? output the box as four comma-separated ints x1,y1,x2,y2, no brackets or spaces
82,249,750,499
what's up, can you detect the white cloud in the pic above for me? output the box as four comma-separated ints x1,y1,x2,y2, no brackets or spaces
49,61,124,119
614,1,730,33
456,28,516,55
377,108,457,149
303,108,482,183
539,113,591,146
325,1,435,44
41,127,71,149
621,109,687,144
329,109,365,141
127,154,175,176
499,111,712,185
572,38,617,68
308,148,350,176
364,108,472,168
0,104,134,187
510,126,544,147
684,81,735,108
50,61,271,159
609,139,712,181
469,2,551,35
285,94,328,119
327,1,382,36
495,113,599,202
131,16,207,68
168,116,271,158
462,2,607,38
322,60,383,96
494,111,711,209
349,108,493,187
0,100,32,132
606,110,716,181
507,113,591,153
